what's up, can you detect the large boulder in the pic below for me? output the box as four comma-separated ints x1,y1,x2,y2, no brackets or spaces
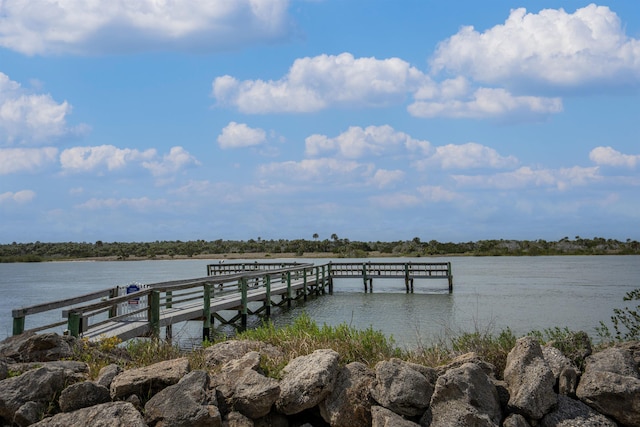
370,405,420,427
275,349,340,415
542,345,579,396
0,333,76,362
0,365,83,423
429,362,501,427
30,401,146,427
110,357,190,401
319,362,376,427
96,364,123,389
370,358,434,417
436,352,495,378
144,370,221,427
540,395,617,427
59,381,111,412
212,351,280,419
576,346,640,426
205,340,283,368
504,336,557,419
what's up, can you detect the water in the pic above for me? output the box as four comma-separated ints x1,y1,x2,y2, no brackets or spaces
1,256,638,349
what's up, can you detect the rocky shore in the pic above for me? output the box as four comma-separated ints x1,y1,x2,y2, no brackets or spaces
1,332,639,426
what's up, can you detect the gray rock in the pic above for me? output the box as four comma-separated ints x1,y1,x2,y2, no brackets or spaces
275,349,340,415
96,364,122,388
319,362,376,427
223,411,254,427
502,413,529,427
253,412,289,427
204,340,283,368
542,345,576,382
504,336,557,419
110,357,190,400
0,366,81,422
540,395,617,427
577,367,640,426
436,352,495,378
59,381,111,412
0,360,8,380
0,333,76,362
558,366,578,397
30,401,146,427
429,362,501,427
144,370,221,427
370,405,420,427
370,358,434,417
13,401,45,427
212,351,279,419
583,346,639,378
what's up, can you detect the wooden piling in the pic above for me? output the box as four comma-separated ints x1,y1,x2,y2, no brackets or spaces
149,290,161,337
203,284,212,341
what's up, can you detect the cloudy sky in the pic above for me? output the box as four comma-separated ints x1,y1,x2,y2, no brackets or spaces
1,1,639,244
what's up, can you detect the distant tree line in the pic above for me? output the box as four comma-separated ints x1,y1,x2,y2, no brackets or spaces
0,235,639,262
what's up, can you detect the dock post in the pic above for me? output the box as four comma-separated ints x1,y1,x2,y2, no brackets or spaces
303,269,308,301
240,278,248,329
149,290,160,338
328,264,334,294
321,265,327,295
315,267,320,295
67,311,81,337
448,262,453,293
203,284,212,342
166,291,173,309
265,275,272,317
286,272,292,307
109,287,118,318
12,315,25,336
362,263,368,292
404,263,410,293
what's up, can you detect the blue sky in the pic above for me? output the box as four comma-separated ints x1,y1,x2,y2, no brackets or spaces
1,1,639,244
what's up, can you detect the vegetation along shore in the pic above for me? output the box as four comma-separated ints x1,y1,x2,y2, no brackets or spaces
1,236,639,263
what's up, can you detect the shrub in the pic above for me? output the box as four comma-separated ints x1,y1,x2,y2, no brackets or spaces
597,288,640,343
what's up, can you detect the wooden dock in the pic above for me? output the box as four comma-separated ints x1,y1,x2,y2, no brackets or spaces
10,261,452,343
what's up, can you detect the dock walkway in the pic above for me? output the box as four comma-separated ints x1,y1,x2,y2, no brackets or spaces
11,261,452,343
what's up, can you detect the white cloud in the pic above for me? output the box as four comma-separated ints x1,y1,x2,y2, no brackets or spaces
370,169,404,188
142,146,200,176
0,189,36,204
590,146,640,168
0,0,291,55
453,166,601,190
217,122,267,149
213,53,427,113
0,72,84,145
76,197,167,211
418,142,518,170
305,125,431,159
408,87,562,119
430,4,640,88
0,147,58,174
259,157,371,182
60,145,156,173
417,185,459,202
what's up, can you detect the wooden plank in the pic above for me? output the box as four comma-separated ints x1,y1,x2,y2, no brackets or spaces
12,288,113,317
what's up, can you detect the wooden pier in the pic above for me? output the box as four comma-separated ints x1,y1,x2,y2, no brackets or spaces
10,261,452,343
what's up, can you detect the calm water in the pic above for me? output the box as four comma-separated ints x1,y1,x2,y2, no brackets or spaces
1,256,638,349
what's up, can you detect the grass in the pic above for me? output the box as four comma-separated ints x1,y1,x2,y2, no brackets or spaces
69,314,605,382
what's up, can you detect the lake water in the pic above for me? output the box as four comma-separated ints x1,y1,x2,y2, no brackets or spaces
1,256,638,349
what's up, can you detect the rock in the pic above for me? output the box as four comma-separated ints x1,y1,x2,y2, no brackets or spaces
436,352,495,378
0,360,8,380
212,351,279,419
223,411,254,427
0,365,81,422
205,340,283,368
275,349,340,415
370,358,433,417
0,333,76,362
504,336,557,419
13,401,45,427
429,362,501,427
542,346,576,382
558,367,578,397
59,381,111,412
96,364,122,388
30,401,146,427
540,395,617,427
502,413,529,427
615,341,640,368
576,346,640,426
319,362,376,427
144,370,221,427
11,360,89,379
370,405,420,427
110,357,190,400
253,412,289,427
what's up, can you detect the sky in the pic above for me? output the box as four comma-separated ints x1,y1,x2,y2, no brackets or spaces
1,0,639,244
